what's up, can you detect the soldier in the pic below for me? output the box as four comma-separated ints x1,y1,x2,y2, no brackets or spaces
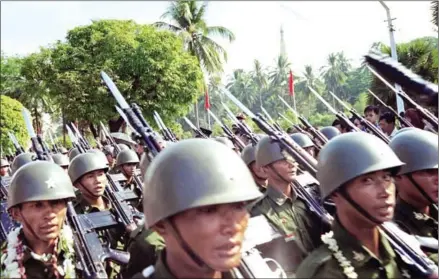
1,161,79,279
389,129,438,239
364,105,380,126
68,152,125,277
319,126,340,141
214,137,239,154
115,149,140,188
132,139,262,278
0,158,10,177
103,145,115,168
291,132,316,158
296,132,436,278
250,135,329,272
68,147,81,162
51,154,69,172
11,153,36,175
241,144,268,192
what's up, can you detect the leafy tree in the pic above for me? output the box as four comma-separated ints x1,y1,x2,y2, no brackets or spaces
1,52,23,95
0,95,28,152
432,1,438,30
47,20,203,133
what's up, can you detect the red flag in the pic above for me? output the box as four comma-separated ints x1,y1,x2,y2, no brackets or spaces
289,70,294,96
204,89,210,110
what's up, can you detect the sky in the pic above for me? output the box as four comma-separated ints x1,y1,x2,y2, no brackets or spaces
1,1,437,80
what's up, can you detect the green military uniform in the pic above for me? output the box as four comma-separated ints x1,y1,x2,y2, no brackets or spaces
115,149,143,211
296,218,412,279
1,161,80,279
1,230,78,279
394,197,438,239
120,224,165,279
250,185,323,255
131,250,240,279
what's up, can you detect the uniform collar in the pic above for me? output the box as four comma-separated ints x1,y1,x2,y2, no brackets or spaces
153,250,236,279
396,197,438,223
19,230,63,264
332,217,396,268
266,184,297,206
75,192,111,213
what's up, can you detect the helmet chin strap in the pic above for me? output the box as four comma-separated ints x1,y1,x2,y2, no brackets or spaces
268,165,291,186
338,186,382,224
166,219,214,271
78,181,101,199
406,174,436,206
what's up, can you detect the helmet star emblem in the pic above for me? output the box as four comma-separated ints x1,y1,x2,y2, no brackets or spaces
46,178,57,189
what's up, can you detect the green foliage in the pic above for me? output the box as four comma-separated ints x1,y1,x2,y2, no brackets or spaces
369,36,438,110
308,113,334,128
0,95,28,152
47,20,203,126
1,52,23,95
55,135,73,149
353,92,369,114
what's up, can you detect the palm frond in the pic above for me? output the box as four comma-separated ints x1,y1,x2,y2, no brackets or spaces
153,21,183,33
206,26,236,42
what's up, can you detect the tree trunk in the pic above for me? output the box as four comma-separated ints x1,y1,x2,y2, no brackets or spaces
62,109,66,146
89,123,98,138
194,102,200,128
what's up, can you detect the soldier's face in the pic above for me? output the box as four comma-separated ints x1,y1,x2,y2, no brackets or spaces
264,159,298,183
158,202,250,272
106,154,114,166
0,166,8,176
122,163,137,177
397,169,438,204
304,146,315,158
334,170,395,225
78,169,107,197
12,200,67,243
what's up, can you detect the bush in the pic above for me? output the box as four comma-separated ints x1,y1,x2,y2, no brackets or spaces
0,95,29,153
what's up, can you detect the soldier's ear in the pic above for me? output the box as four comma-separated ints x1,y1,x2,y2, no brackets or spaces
10,207,22,222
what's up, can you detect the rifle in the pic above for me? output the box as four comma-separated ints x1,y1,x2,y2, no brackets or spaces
278,96,328,147
22,108,52,161
308,87,361,133
70,122,91,151
183,117,209,138
115,106,142,141
101,72,164,158
222,88,333,226
364,55,438,130
277,113,309,136
367,89,413,128
47,129,60,153
66,125,86,153
0,200,20,243
100,123,143,195
221,103,259,145
327,91,390,144
66,202,130,279
8,132,25,155
207,109,245,150
260,106,283,132
153,111,177,142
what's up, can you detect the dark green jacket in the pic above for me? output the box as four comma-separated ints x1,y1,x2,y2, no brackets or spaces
120,225,165,279
296,218,420,279
131,250,239,279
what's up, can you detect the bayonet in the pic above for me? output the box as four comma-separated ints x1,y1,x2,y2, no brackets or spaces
183,117,208,138
207,109,245,150
22,108,51,161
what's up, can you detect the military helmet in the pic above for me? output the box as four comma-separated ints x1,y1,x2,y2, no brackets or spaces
87,149,109,166
389,129,438,175
7,161,76,210
116,149,140,167
319,126,341,140
68,153,109,184
143,139,262,228
291,133,314,148
241,144,256,166
11,153,36,175
1,158,10,167
256,135,291,167
391,127,419,138
69,148,81,161
51,154,69,167
213,137,235,150
317,133,404,200
59,147,68,154
113,144,130,157
102,145,115,156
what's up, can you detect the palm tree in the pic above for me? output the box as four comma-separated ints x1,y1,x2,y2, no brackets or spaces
297,65,319,118
320,52,348,109
432,1,438,30
226,69,257,109
154,1,235,127
251,59,268,106
154,1,235,74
